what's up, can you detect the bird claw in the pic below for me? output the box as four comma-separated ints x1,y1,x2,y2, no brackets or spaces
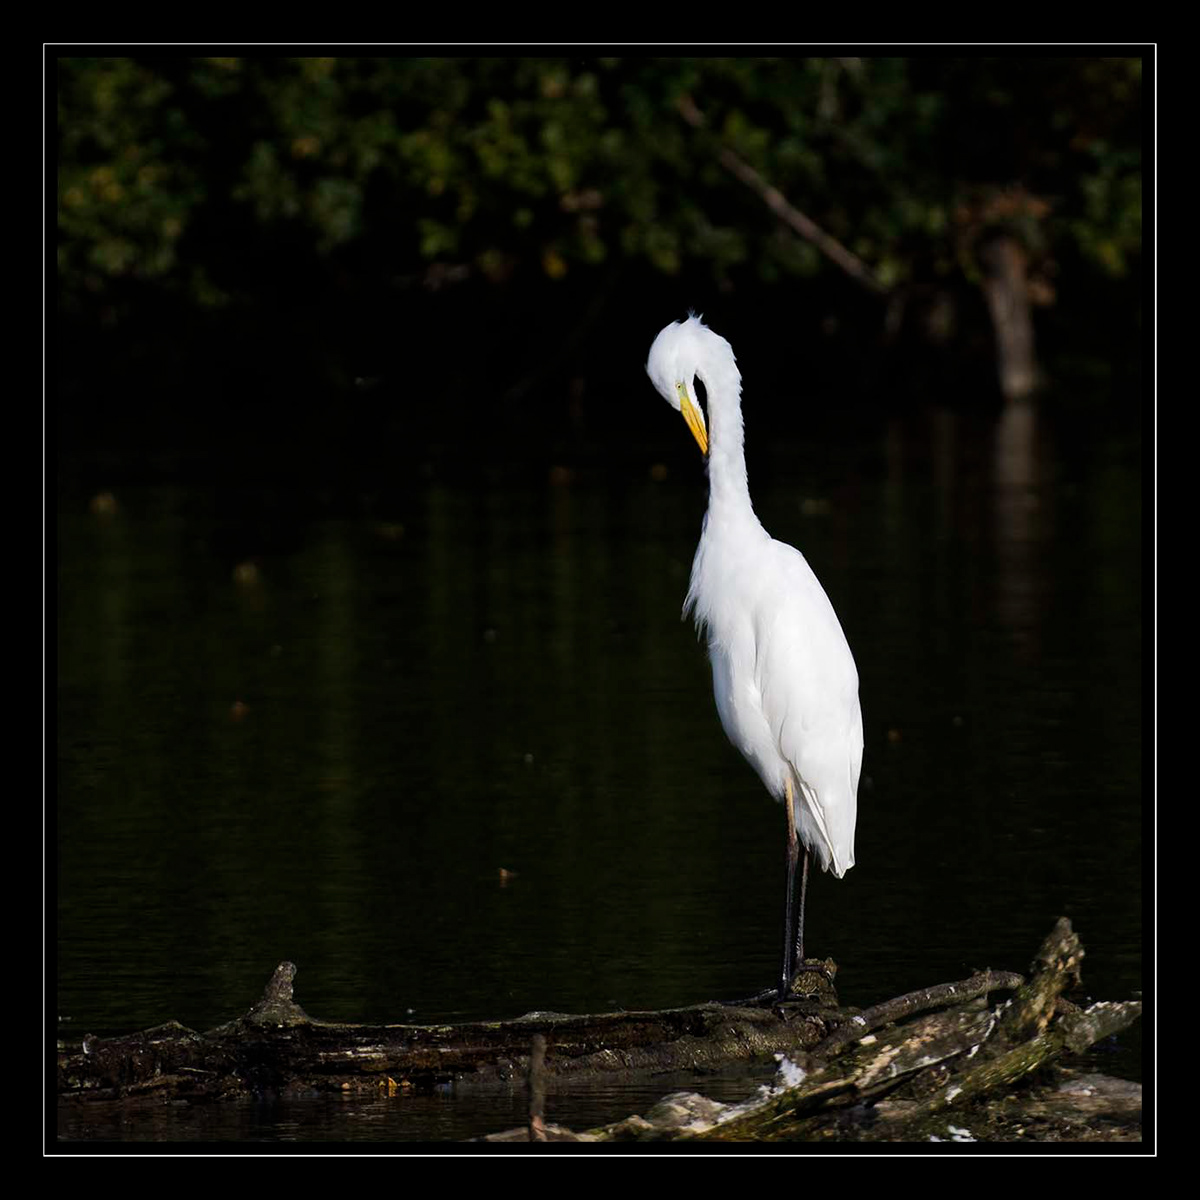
779,958,839,1002
719,960,838,1008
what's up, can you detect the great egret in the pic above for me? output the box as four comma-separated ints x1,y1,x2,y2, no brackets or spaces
646,315,863,999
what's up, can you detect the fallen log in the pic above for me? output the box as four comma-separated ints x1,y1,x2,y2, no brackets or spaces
57,959,849,1103
483,918,1142,1143
57,919,1141,1144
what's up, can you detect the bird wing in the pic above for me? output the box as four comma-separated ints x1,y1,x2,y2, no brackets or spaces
753,540,862,877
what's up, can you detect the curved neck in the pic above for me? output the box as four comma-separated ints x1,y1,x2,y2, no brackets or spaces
701,360,759,529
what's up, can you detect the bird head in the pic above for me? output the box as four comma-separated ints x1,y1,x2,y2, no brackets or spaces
645,314,718,457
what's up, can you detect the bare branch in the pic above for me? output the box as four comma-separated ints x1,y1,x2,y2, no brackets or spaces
676,95,888,295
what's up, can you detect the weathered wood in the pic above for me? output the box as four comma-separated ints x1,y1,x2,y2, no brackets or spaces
58,918,1141,1144
57,979,847,1104
809,969,1025,1059
515,919,1140,1143
528,1033,548,1143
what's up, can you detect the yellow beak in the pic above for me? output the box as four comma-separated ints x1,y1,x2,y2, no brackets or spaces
678,384,708,457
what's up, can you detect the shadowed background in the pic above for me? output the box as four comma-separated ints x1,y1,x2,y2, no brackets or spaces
54,54,1144,1141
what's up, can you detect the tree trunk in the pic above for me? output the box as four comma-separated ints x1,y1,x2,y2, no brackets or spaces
980,232,1041,401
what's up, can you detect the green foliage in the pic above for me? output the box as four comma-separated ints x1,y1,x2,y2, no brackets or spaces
56,56,1143,309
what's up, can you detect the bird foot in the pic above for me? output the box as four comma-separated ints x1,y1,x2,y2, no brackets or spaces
779,958,839,1002
719,959,839,1009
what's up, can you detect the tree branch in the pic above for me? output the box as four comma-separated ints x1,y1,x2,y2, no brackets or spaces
676,94,888,295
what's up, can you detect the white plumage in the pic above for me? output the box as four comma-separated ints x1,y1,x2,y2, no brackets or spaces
646,314,862,994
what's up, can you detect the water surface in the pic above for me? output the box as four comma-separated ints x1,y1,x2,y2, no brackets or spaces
55,400,1143,1141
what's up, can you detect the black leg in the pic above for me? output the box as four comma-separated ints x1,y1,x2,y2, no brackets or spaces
780,779,800,999
794,844,811,968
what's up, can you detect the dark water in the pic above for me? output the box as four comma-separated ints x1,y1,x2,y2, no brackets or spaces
55,400,1143,1142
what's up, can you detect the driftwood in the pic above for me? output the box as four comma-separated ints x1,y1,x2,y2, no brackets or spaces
485,919,1142,1143
57,919,1141,1143
57,960,846,1104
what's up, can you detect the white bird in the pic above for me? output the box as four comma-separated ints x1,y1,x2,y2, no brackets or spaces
646,314,863,999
